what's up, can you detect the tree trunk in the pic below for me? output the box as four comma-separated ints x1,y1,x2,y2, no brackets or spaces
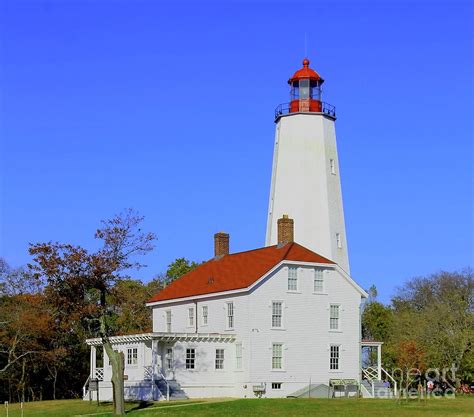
103,342,125,416
99,302,125,417
52,367,57,400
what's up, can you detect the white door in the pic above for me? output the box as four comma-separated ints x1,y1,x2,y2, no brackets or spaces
164,346,174,380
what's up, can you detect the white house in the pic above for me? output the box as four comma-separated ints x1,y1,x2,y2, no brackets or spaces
85,224,368,401
84,58,393,401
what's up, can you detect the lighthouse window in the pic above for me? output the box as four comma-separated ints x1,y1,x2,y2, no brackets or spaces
330,159,336,175
336,233,342,249
299,79,310,99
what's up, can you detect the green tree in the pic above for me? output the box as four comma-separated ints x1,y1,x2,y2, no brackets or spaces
165,258,200,284
362,300,394,342
390,270,473,382
108,278,160,334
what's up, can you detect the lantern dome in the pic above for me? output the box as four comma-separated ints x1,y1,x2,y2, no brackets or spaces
288,58,324,84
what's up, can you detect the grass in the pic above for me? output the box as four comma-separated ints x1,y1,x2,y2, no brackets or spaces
3,396,474,417
2,399,201,417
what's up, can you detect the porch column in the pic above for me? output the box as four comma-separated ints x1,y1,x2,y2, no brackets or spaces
377,344,382,380
90,345,96,378
151,339,157,378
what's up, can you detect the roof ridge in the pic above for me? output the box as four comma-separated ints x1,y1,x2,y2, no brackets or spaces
211,244,280,260
281,241,294,259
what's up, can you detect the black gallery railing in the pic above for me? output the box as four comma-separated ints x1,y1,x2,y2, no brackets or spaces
274,101,336,120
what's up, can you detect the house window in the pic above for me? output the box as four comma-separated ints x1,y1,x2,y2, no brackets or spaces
272,301,282,328
272,382,282,390
235,343,242,370
336,233,342,249
186,348,195,369
215,349,224,370
166,347,173,370
202,305,208,325
166,310,172,333
288,266,298,291
227,302,234,329
127,348,138,366
188,307,195,327
330,345,340,370
314,268,324,292
272,343,283,370
330,159,336,175
330,304,340,330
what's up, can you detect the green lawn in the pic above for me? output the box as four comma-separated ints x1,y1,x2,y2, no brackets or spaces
2,399,201,417
3,397,474,417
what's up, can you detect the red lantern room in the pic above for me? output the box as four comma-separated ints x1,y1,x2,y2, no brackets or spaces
289,58,323,113
275,58,335,121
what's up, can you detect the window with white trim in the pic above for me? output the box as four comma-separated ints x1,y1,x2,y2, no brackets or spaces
235,343,242,370
166,347,173,370
127,348,138,365
330,345,340,370
330,304,340,330
188,307,195,327
288,266,298,291
336,233,342,249
272,343,283,370
272,382,282,390
330,159,336,175
202,305,208,325
227,302,234,329
166,310,172,333
186,348,195,369
314,268,324,292
272,301,282,328
215,349,224,370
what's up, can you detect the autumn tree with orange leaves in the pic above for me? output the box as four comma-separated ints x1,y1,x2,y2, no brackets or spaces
29,209,155,417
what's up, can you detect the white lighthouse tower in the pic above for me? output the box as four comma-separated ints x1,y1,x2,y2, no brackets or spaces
266,58,350,273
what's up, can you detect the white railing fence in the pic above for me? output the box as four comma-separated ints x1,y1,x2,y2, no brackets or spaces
94,368,104,381
144,366,153,381
82,375,90,398
362,366,398,397
381,367,398,397
158,368,170,401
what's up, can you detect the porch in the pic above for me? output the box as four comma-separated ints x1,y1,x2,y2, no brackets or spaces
83,332,236,401
360,340,397,399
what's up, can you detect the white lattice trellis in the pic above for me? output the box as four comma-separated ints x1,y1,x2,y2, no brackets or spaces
94,368,104,381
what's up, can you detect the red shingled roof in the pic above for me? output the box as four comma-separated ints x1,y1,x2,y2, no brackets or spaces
148,242,335,303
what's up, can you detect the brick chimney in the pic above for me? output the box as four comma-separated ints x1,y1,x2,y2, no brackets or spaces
277,214,294,245
214,232,229,258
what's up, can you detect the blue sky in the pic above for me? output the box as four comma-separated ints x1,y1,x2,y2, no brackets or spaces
1,0,472,303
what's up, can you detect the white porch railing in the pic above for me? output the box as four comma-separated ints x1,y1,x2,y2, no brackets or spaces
82,375,90,398
93,368,104,381
158,368,170,401
144,366,153,381
362,366,398,397
382,368,398,397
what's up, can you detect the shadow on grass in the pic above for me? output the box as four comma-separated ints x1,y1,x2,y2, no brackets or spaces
127,401,155,412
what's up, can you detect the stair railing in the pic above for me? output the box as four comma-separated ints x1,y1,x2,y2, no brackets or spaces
381,367,398,397
361,368,375,398
158,368,170,401
82,375,90,399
